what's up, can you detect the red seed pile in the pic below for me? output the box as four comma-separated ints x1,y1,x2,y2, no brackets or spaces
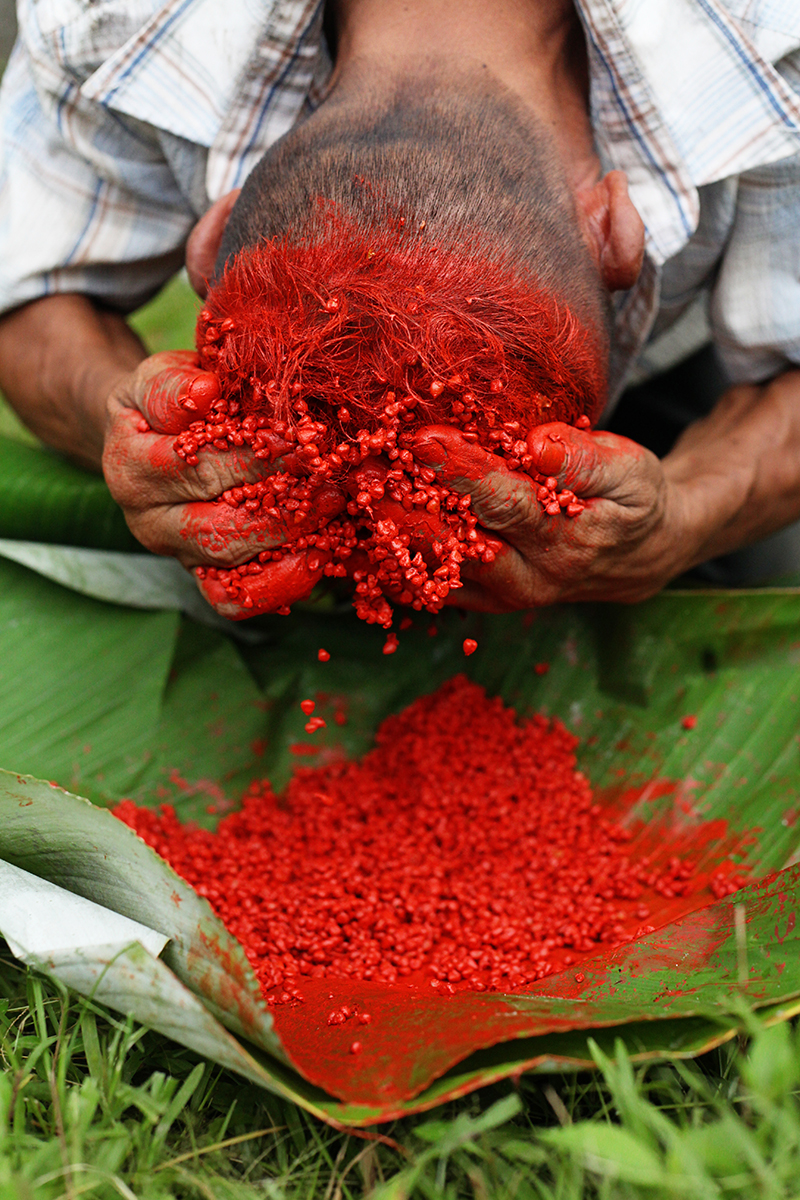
115,677,746,1003
175,212,604,626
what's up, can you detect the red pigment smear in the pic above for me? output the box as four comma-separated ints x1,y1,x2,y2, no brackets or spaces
177,206,605,626
115,677,748,1005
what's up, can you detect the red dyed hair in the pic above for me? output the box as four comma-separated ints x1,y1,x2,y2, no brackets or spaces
197,207,606,436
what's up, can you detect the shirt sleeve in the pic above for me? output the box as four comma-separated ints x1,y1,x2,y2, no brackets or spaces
0,37,198,317
710,51,800,384
710,150,800,383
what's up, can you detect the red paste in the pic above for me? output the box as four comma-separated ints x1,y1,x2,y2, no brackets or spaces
115,677,747,1004
176,208,605,626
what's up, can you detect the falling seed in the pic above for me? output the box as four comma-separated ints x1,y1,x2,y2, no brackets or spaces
463,638,478,656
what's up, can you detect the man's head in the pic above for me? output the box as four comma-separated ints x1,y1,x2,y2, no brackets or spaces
188,66,643,429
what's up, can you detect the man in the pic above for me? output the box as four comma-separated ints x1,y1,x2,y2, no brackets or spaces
2,0,800,618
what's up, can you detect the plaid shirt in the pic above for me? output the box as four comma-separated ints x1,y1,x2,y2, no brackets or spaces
2,0,800,403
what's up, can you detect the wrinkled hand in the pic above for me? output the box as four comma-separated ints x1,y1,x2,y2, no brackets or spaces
402,422,690,609
213,418,690,619
102,351,346,614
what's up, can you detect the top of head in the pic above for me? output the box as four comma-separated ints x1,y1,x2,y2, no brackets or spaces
199,68,609,431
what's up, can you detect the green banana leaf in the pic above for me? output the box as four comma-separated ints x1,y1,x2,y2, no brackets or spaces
0,437,139,549
1,553,800,1123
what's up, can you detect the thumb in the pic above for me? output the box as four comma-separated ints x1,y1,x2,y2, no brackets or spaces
527,423,646,498
133,351,222,434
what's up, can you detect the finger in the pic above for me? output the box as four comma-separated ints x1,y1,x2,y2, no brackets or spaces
129,482,346,567
132,351,222,434
104,404,295,506
343,458,454,553
410,425,549,540
194,550,327,619
137,425,294,493
364,493,452,554
526,423,652,500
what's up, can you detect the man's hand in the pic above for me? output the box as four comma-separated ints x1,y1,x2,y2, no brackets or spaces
103,351,346,610
403,422,689,609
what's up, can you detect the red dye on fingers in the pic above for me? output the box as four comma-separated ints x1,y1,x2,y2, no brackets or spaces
528,432,566,477
183,373,221,412
114,676,748,1005
194,550,327,618
139,353,221,435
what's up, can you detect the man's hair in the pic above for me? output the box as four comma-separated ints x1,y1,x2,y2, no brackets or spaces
204,70,609,428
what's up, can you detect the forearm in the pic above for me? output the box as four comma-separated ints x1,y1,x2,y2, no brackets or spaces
0,294,147,471
663,369,800,568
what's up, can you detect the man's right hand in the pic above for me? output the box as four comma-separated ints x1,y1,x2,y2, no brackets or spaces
0,297,346,616
102,351,346,607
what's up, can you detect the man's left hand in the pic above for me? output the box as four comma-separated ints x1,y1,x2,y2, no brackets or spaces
407,422,690,609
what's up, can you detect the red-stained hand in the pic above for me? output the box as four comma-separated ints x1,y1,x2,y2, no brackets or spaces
102,351,346,612
207,418,689,617
401,422,691,609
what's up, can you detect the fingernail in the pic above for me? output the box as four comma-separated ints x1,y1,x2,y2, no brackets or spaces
187,373,220,409
527,432,565,476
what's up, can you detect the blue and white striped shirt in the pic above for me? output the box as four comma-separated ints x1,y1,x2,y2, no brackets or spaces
2,0,800,403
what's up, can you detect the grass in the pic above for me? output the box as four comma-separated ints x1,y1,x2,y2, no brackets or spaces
2,946,799,1199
